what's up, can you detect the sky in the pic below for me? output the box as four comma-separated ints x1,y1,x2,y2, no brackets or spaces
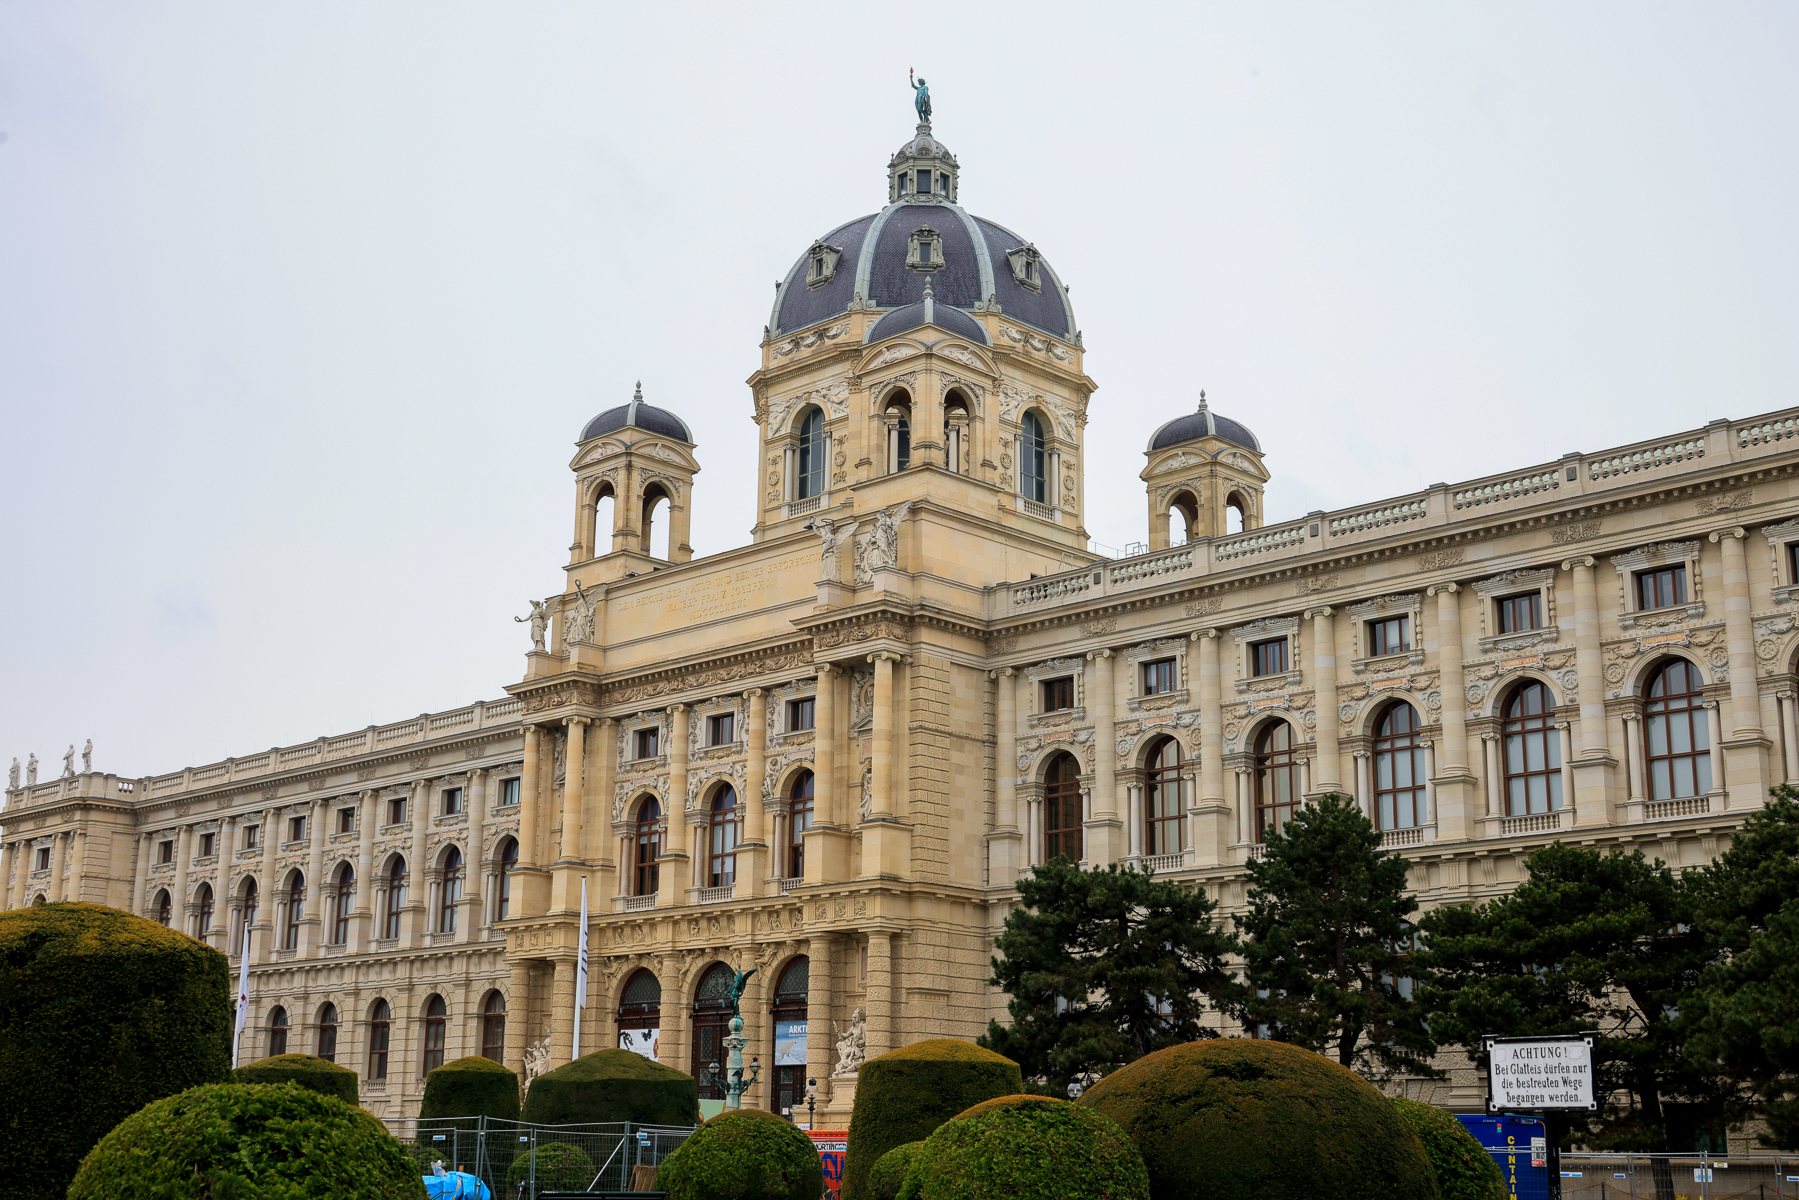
2,3,1796,780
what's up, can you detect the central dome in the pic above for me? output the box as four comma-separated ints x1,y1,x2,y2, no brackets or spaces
768,126,1077,344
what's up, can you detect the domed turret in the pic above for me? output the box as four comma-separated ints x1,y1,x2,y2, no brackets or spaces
580,382,692,444
1148,394,1260,454
1139,393,1271,550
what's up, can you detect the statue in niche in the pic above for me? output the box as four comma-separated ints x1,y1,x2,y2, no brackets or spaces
516,599,551,652
25,754,37,786
909,69,931,124
858,763,873,821
812,517,861,584
853,502,911,585
60,746,74,780
564,582,599,647
81,740,92,774
832,1007,867,1077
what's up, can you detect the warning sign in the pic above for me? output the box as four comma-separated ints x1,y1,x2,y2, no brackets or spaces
1484,1033,1598,1112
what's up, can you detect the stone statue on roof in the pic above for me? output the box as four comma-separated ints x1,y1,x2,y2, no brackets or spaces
910,69,931,124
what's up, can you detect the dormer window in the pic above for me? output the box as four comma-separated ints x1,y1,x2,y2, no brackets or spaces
908,226,942,272
917,169,933,195
806,240,842,288
1006,244,1042,291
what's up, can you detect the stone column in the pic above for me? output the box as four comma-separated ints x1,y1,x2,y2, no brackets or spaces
561,717,589,862
516,725,550,917
463,772,488,943
1781,692,1799,785
0,842,12,912
407,779,430,946
1558,722,1576,818
1426,583,1477,840
589,722,618,900
519,726,542,866
1706,701,1727,798
1086,649,1119,864
864,932,894,1061
353,790,376,951
1126,784,1144,858
1353,752,1372,821
990,668,1020,884
660,706,690,906
302,798,326,954
1235,769,1251,845
551,955,577,1067
1193,629,1227,865
863,652,910,878
806,934,835,1109
45,831,67,903
171,826,190,929
257,808,280,961
505,960,533,1080
870,654,897,818
1711,527,1772,806
743,690,769,896
1562,555,1616,826
1482,735,1503,819
807,668,850,884
1305,608,1342,792
134,831,153,917
1622,716,1646,813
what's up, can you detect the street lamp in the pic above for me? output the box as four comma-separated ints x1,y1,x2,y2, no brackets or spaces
805,1078,818,1130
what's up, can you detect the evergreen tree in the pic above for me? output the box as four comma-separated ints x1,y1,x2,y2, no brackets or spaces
979,858,1235,1094
1225,793,1439,1081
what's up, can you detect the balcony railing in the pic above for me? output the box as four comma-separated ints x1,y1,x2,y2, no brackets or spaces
695,885,734,904
1645,796,1710,820
1500,812,1561,836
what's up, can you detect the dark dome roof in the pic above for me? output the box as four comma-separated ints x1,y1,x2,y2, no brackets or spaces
580,383,692,444
1148,399,1261,453
864,286,990,346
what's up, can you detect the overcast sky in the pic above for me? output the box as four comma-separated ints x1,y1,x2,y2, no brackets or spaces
3,3,1796,780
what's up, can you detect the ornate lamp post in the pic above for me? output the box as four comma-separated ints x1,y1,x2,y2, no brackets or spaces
697,968,762,1110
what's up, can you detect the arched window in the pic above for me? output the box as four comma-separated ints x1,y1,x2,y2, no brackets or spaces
591,481,616,557
422,994,447,1074
439,848,462,934
332,864,354,945
318,1003,339,1062
633,800,661,898
885,398,912,473
368,999,391,1080
944,392,971,475
31,893,45,906
771,957,810,1117
283,873,304,950
618,970,661,1060
796,407,825,499
237,880,258,954
1021,411,1047,502
1254,722,1300,841
642,482,671,559
481,992,506,1062
691,963,735,1099
1145,738,1185,856
154,889,171,926
1373,703,1426,831
384,857,406,940
708,786,739,889
1044,753,1084,862
1225,492,1248,534
1645,659,1711,800
1502,681,1562,815
1168,491,1200,544
788,771,814,880
268,1006,288,1056
194,883,214,937
497,838,518,922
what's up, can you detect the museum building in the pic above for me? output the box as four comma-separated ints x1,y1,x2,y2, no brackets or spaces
6,115,1799,1124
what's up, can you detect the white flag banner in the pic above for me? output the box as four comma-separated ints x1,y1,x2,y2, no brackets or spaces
572,877,589,1060
232,928,253,1069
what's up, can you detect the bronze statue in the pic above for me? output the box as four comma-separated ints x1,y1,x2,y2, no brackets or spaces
910,69,930,124
727,967,756,1018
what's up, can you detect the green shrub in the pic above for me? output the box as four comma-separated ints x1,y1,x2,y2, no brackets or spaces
867,1141,924,1200
899,1095,1147,1200
1392,1099,1507,1200
843,1039,1023,1200
659,1108,824,1200
1079,1038,1438,1200
508,1140,596,1195
67,1081,425,1200
521,1047,699,1126
234,1052,360,1104
0,901,232,1200
419,1054,521,1137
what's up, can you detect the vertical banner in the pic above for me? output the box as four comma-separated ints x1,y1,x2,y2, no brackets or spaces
232,928,252,1068
807,1130,849,1199
573,878,589,1060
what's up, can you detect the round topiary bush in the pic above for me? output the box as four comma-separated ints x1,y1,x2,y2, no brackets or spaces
843,1039,1023,1200
419,1054,521,1136
899,1095,1148,1200
520,1048,700,1127
1078,1039,1437,1200
1392,1099,1506,1200
507,1140,596,1195
67,1081,425,1199
659,1108,825,1200
234,1052,360,1104
867,1141,924,1200
0,901,232,1200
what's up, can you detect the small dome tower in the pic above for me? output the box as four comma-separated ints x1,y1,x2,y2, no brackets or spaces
568,382,701,577
1141,393,1269,549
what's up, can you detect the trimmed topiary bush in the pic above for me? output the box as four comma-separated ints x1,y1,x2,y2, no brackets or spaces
843,1039,1024,1200
1393,1099,1506,1200
507,1140,596,1195
899,1095,1147,1200
234,1052,360,1104
521,1047,699,1127
1080,1039,1438,1200
419,1054,521,1134
867,1141,924,1200
659,1108,825,1200
67,1081,425,1199
0,901,232,1200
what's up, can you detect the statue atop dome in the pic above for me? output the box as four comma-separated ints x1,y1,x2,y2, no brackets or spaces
909,68,931,124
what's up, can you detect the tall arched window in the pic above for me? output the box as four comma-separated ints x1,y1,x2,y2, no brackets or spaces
368,1000,391,1080
642,482,671,559
618,970,661,1060
796,407,825,499
884,397,912,473
384,857,406,940
1254,722,1300,841
422,995,447,1074
771,957,810,1117
318,1003,339,1062
1021,411,1047,502
1373,703,1426,831
1645,659,1711,800
1168,491,1200,544
633,800,661,898
1226,492,1248,534
590,481,616,557
788,771,814,880
481,992,506,1062
708,787,739,889
194,883,215,937
155,889,171,926
268,1006,288,1056
283,873,304,950
1145,738,1185,856
691,963,734,1099
1044,753,1084,862
439,848,462,934
237,880,258,954
1502,681,1562,815
497,838,518,921
332,864,355,945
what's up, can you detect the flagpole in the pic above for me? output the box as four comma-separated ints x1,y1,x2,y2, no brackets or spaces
573,877,589,1061
232,926,253,1069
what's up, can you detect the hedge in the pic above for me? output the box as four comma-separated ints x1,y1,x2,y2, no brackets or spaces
508,1141,596,1195
899,1095,1148,1200
67,1081,425,1200
1079,1038,1438,1200
0,901,232,1200
1392,1099,1506,1200
235,1053,360,1104
659,1108,825,1200
521,1048,700,1127
867,1141,924,1200
842,1039,1023,1200
419,1055,521,1134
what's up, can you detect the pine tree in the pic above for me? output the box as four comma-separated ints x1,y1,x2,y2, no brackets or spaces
1225,793,1439,1082
979,858,1235,1094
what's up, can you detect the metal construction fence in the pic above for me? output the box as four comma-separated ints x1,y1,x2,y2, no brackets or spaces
1557,1153,1799,1200
381,1115,697,1198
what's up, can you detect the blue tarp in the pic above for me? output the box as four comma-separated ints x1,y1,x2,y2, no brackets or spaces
422,1171,492,1200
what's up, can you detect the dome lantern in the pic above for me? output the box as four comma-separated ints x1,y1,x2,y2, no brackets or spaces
888,123,959,205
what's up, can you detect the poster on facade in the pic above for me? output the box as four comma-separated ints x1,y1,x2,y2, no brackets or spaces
620,1027,660,1061
775,1020,807,1066
1483,1033,1597,1112
807,1130,848,1199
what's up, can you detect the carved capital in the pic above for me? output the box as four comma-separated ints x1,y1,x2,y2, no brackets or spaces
670,703,687,714
1087,649,1113,661
746,688,764,699
563,715,590,729
1426,581,1461,597
868,651,903,665
1304,606,1334,620
1560,555,1597,571
816,663,835,679
1189,627,1220,641
1708,526,1749,544
596,718,615,731
991,667,1016,680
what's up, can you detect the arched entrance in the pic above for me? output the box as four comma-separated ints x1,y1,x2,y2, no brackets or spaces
770,957,809,1118
691,963,734,1100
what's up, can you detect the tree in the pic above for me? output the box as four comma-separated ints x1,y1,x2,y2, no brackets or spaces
980,858,1235,1094
1224,794,1439,1082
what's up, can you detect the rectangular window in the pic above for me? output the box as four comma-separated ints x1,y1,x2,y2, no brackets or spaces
1790,542,1799,587
1250,638,1289,677
1142,658,1177,695
787,697,815,732
35,847,50,871
159,840,174,865
1637,565,1688,610
288,816,307,844
499,778,520,806
1042,677,1075,712
388,797,407,826
1496,592,1542,634
708,713,736,746
917,169,931,194
1367,615,1410,657
635,728,660,760
199,832,216,858
442,788,462,816
337,807,356,834
243,825,258,850
918,240,932,264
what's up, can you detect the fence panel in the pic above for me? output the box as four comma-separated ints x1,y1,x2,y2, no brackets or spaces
403,1116,698,1198
1558,1152,1792,1200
